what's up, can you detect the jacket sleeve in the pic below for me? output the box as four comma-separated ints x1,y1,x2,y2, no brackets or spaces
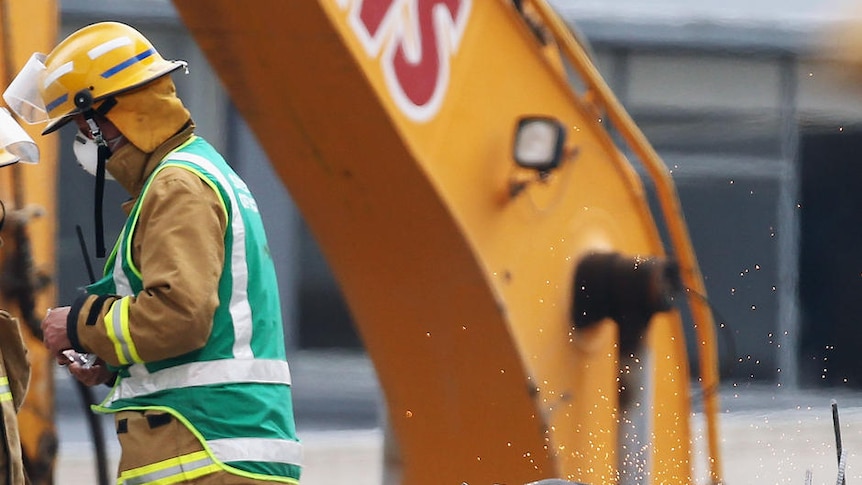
0,310,30,411
67,167,228,367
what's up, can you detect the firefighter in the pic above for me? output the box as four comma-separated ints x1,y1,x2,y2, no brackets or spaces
0,107,38,485
4,21,302,484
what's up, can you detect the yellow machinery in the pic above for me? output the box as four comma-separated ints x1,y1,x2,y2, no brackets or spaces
0,1,59,484
171,1,723,484
0,0,736,483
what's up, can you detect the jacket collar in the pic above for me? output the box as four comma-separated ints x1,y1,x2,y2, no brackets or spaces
107,121,196,198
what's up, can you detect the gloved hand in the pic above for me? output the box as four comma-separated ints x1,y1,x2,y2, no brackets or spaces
68,358,114,387
41,306,73,365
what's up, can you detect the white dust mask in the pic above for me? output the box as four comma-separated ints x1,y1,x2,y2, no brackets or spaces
72,129,119,180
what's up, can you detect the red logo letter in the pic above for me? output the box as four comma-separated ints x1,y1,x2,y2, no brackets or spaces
345,0,472,121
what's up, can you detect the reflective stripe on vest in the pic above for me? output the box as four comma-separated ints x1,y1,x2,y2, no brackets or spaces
0,376,10,402
167,152,256,360
208,437,303,466
109,358,291,403
119,450,220,485
118,438,303,485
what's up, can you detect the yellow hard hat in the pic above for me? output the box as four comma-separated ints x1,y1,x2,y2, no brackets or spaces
3,21,186,134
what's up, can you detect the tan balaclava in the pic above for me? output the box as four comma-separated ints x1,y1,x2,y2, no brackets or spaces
105,75,191,153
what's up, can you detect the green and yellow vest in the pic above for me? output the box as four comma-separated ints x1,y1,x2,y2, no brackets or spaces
89,136,301,483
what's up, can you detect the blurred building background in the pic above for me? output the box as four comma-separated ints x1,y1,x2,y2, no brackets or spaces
559,0,862,390
52,0,862,394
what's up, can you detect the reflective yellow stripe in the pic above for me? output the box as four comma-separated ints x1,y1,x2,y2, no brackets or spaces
0,376,12,402
117,297,142,363
119,450,220,485
104,297,142,365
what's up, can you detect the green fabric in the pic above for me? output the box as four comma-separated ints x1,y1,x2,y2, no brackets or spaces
89,136,300,481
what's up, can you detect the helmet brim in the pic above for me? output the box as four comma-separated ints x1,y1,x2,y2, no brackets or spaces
41,60,187,135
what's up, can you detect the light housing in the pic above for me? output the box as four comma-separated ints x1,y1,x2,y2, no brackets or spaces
512,116,566,172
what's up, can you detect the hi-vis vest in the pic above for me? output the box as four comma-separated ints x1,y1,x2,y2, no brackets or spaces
89,135,302,483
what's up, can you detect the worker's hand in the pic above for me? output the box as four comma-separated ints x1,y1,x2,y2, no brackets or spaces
68,360,114,387
41,306,73,364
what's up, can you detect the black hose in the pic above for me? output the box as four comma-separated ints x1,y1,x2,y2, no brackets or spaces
75,381,110,485
75,225,110,485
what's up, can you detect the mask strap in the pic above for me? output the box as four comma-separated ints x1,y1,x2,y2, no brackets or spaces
93,132,108,259
74,90,116,259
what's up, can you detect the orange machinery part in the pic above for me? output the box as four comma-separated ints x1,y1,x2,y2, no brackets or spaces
173,1,722,483
0,0,60,483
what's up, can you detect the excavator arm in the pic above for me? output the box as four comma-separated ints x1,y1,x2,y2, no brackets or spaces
0,0,726,483
173,1,723,484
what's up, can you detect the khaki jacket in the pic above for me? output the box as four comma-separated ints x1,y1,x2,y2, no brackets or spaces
0,310,30,485
66,122,228,368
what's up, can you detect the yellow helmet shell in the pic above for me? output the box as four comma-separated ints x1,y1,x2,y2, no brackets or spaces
40,21,186,134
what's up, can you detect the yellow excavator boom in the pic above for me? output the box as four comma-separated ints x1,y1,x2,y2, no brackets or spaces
173,0,723,483
0,0,727,483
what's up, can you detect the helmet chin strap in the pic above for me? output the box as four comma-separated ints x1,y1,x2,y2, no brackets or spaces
74,89,117,259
